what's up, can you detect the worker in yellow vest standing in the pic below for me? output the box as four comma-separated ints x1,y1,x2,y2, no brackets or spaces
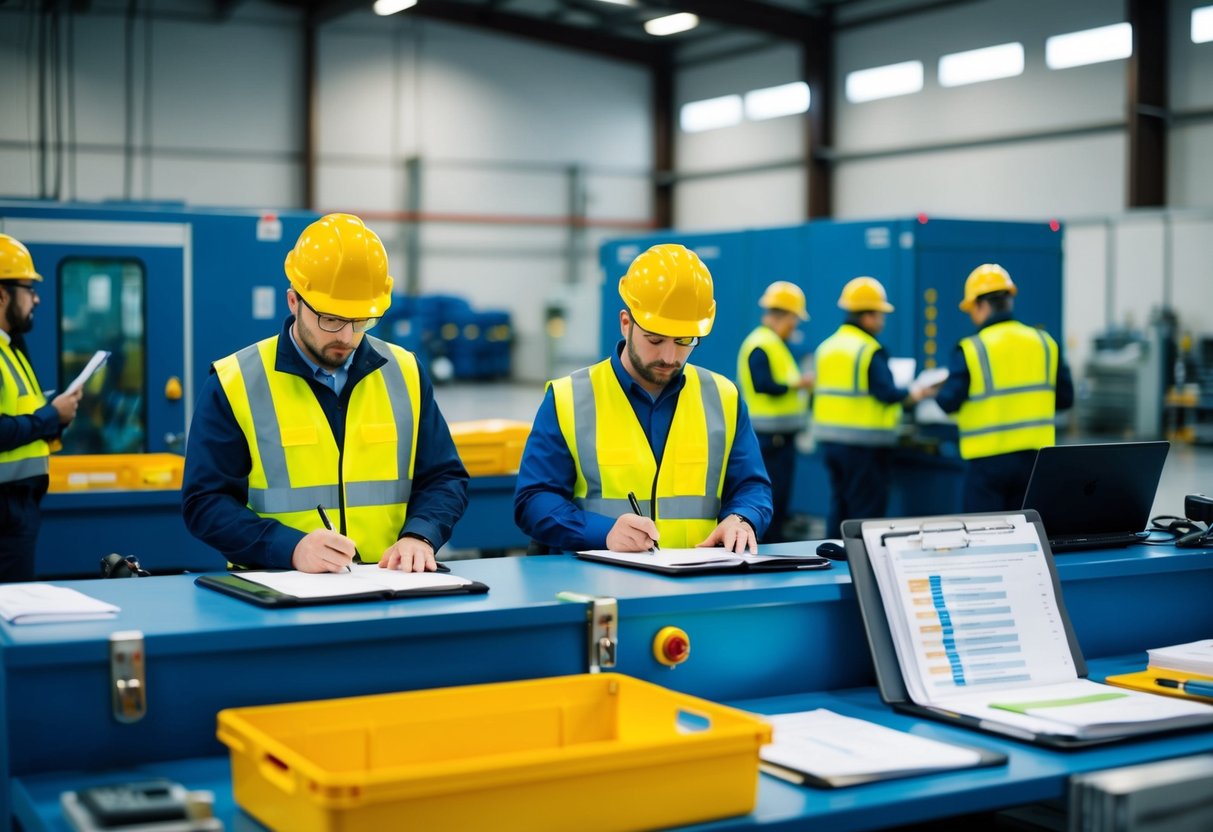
515,243,773,554
0,234,83,582
935,264,1073,511
737,281,814,542
813,277,931,538
182,214,469,572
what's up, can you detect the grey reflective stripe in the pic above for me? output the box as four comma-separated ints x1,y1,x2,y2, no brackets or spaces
851,344,867,392
236,344,291,493
0,348,29,396
960,418,1056,438
812,387,869,398
365,336,415,501
0,455,49,483
1036,328,1053,381
969,336,995,395
694,366,727,503
577,496,644,515
751,413,805,433
570,368,603,500
814,424,898,446
346,478,412,507
658,494,720,519
249,483,340,514
968,383,1056,402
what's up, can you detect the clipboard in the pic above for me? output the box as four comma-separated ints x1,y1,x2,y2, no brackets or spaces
195,572,489,608
843,510,1165,749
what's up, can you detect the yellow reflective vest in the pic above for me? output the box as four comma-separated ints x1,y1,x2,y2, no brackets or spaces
811,324,901,446
737,325,807,434
214,334,421,562
0,336,51,483
550,358,738,548
956,320,1058,459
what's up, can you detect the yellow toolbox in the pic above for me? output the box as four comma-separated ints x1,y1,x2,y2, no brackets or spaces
216,674,772,832
448,418,531,476
48,453,185,492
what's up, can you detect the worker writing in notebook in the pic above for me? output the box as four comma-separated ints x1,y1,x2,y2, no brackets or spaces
737,281,814,543
183,214,468,573
813,277,933,538
514,243,772,554
0,234,83,582
935,264,1073,512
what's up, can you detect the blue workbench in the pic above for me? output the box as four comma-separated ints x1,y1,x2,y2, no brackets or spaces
3,545,1212,830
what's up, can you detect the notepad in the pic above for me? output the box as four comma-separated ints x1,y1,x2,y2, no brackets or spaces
1147,640,1213,677
575,548,831,575
759,709,1000,788
196,564,489,608
0,584,120,625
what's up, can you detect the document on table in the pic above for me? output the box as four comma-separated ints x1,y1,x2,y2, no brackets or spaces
236,565,471,599
64,350,111,395
576,547,830,573
0,583,120,625
760,709,987,787
859,514,1213,739
1148,639,1213,676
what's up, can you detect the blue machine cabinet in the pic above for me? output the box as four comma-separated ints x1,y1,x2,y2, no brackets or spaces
600,218,1065,519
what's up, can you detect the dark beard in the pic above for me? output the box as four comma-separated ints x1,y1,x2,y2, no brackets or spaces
626,325,681,389
5,301,32,336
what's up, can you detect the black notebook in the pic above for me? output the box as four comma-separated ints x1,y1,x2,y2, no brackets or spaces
196,565,489,608
575,547,831,575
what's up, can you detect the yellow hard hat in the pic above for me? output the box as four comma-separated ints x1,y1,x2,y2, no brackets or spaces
759,280,809,321
285,213,393,319
959,263,1016,311
0,234,43,282
838,276,893,313
618,243,716,337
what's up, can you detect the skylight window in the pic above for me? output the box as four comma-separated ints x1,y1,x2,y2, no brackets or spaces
1046,23,1133,69
845,61,924,103
1194,5,1213,44
938,42,1024,87
645,12,699,36
744,82,811,121
680,95,743,133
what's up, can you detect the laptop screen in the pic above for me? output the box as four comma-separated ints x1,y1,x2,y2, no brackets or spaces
1021,441,1170,539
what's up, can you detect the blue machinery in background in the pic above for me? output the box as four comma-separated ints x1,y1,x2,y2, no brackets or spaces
600,217,1065,520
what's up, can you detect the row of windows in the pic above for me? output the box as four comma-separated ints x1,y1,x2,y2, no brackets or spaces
681,7,1213,133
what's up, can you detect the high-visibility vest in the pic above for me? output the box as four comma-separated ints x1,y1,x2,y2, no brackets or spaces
737,325,807,434
550,359,738,548
0,338,50,483
956,320,1058,459
213,334,421,562
811,325,901,446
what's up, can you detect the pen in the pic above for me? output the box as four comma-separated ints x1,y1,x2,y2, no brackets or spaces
1155,677,1213,699
316,504,352,573
626,491,659,552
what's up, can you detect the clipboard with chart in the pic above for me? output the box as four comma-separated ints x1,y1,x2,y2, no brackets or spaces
843,511,1213,748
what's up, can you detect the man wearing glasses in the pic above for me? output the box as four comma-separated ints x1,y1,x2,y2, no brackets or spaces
0,234,83,582
514,243,772,554
183,214,468,573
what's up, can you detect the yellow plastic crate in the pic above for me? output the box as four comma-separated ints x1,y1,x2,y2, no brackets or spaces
216,674,772,832
448,418,531,476
48,453,184,492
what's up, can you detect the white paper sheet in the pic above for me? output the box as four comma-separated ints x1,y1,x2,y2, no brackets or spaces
236,565,471,599
64,350,111,395
0,583,120,625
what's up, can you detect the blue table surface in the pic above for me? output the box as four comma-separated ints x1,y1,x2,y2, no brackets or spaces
13,655,1213,832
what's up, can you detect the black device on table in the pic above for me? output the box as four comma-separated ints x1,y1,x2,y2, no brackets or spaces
75,779,188,826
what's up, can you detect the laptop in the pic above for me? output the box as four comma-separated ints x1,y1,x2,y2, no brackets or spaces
1021,441,1169,552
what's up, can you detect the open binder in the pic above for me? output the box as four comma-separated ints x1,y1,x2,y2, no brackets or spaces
575,548,831,575
843,511,1213,749
196,565,489,608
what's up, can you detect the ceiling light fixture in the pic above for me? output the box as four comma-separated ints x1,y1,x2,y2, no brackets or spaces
845,61,924,103
373,0,417,16
938,42,1024,87
1046,23,1133,69
645,12,699,37
745,82,810,121
1194,5,1213,44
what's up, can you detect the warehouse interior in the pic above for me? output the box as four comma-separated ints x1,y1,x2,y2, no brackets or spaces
2,0,1213,830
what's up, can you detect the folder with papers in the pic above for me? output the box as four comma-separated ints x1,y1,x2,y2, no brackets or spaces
843,511,1213,747
196,565,489,608
575,547,831,575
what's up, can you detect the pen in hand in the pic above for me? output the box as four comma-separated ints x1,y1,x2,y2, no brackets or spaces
316,504,352,573
627,491,659,552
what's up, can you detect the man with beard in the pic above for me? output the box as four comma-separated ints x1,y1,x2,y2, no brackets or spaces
0,234,82,582
182,214,468,572
514,243,772,554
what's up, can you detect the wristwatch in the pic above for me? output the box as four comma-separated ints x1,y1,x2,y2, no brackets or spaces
730,514,753,530
403,532,434,549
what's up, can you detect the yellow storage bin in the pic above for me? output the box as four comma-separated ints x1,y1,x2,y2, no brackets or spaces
448,418,531,476
48,453,185,492
217,674,772,832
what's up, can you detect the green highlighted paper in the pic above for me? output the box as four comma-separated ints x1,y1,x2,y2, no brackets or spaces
990,692,1127,715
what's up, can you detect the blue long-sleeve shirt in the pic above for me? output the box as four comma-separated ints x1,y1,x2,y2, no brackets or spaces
935,312,1074,414
514,341,773,552
865,345,910,404
748,343,788,396
182,317,469,569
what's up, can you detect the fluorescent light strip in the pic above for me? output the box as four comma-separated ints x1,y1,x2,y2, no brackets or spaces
744,82,810,121
680,95,742,133
939,42,1024,87
373,0,416,14
1046,23,1132,69
1195,5,1213,44
845,61,924,103
645,12,699,36
594,0,635,5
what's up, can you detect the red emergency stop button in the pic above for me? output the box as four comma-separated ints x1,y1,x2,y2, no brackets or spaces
653,626,690,667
